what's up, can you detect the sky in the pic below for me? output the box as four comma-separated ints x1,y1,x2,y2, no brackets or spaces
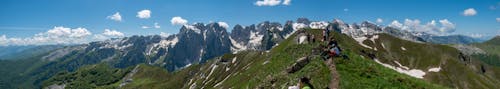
0,0,499,46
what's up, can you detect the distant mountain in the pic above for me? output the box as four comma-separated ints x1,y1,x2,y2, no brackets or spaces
483,36,500,45
419,34,481,44
0,45,62,60
327,20,481,44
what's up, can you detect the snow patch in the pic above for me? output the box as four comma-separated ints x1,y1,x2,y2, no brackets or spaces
199,48,204,62
428,67,441,72
206,64,218,79
225,67,230,71
374,59,426,79
285,23,307,38
229,37,247,53
181,63,192,69
298,35,307,44
353,37,373,49
309,21,329,29
203,30,208,40
394,61,410,70
381,43,386,49
214,73,231,87
231,57,237,64
184,25,201,34
158,36,179,48
369,35,379,43
249,31,264,47
262,60,270,65
146,36,179,55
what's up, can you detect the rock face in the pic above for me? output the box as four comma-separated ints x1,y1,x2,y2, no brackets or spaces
229,19,306,53
39,19,303,72
452,44,485,55
229,21,283,51
38,23,232,71
167,23,232,70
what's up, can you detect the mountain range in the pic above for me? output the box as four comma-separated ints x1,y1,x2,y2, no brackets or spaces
0,18,498,89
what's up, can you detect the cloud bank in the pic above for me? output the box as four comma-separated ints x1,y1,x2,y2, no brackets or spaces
389,19,456,35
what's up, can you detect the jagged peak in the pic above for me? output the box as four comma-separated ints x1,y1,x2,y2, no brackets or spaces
296,18,311,24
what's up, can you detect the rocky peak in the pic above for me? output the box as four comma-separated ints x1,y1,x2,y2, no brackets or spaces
297,18,311,24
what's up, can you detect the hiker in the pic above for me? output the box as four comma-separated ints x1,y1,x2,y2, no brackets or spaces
322,29,329,42
307,33,311,43
300,77,314,89
327,38,341,57
311,34,316,43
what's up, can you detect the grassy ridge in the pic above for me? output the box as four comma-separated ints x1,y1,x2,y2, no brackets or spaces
335,51,447,89
42,63,132,89
42,29,500,88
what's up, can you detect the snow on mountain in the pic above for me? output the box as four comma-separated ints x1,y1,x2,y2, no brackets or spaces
248,31,264,49
158,36,179,48
374,59,425,79
309,21,328,29
146,36,178,56
184,25,201,34
229,37,247,53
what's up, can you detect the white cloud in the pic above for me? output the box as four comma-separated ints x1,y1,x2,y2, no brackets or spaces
344,8,349,12
438,19,455,33
103,29,124,37
496,18,500,22
93,29,125,40
141,26,150,29
0,35,8,46
160,32,170,37
389,20,403,29
217,22,229,29
171,16,188,25
376,18,383,23
137,9,151,19
47,27,92,38
0,26,94,46
282,0,291,5
255,0,281,6
389,19,455,35
154,22,160,28
463,8,477,16
107,12,122,22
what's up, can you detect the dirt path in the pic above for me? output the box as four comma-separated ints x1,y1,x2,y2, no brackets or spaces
325,58,339,89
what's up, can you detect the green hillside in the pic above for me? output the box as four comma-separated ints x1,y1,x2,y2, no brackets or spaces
43,29,463,89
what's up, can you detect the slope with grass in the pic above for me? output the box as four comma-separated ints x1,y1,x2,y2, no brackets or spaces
43,28,457,89
467,36,500,85
332,29,500,88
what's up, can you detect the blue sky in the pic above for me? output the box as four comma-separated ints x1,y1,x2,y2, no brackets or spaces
0,0,499,45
